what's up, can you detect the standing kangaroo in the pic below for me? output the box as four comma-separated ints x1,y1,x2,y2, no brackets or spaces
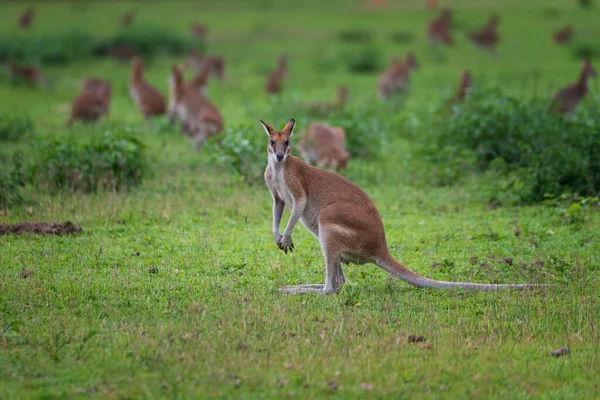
261,119,551,295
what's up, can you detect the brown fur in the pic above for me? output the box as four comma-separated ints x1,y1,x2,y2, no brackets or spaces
262,118,554,294
109,45,136,63
266,56,288,95
377,53,418,100
298,123,350,171
428,8,452,45
190,23,208,38
19,8,34,29
5,59,49,88
550,60,597,115
129,57,166,119
169,65,223,148
469,14,500,55
553,25,573,44
452,70,472,104
66,78,112,127
121,11,135,28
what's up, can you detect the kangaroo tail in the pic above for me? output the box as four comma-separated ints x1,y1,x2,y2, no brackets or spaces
377,253,555,291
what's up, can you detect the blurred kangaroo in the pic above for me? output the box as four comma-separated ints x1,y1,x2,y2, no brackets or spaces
184,56,225,96
377,53,419,100
301,86,348,115
121,11,135,28
168,65,223,148
66,78,112,127
550,60,596,115
298,122,350,171
428,8,452,45
469,14,500,58
18,7,35,29
553,25,573,44
261,118,554,295
129,57,167,119
190,23,208,39
452,70,472,104
5,59,51,89
266,55,288,95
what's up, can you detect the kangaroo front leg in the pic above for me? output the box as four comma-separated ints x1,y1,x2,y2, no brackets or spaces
272,195,284,245
278,196,306,253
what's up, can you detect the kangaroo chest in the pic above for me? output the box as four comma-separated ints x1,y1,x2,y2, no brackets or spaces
266,164,294,207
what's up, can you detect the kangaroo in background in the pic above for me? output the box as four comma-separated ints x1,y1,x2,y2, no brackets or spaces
266,55,288,95
550,60,596,115
66,78,112,127
129,57,167,119
298,122,350,171
261,119,553,295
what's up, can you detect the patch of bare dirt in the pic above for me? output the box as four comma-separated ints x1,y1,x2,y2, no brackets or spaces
0,221,82,236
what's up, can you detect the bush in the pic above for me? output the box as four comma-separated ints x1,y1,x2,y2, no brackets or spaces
341,44,382,74
36,130,147,193
93,25,203,60
389,31,415,44
0,31,95,65
337,29,373,43
202,123,265,185
0,152,31,209
0,113,34,142
429,88,600,203
572,42,600,61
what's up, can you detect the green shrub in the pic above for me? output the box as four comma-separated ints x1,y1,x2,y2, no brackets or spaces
389,31,414,44
93,25,203,60
429,88,600,203
0,113,34,142
341,44,382,74
36,130,147,193
0,152,31,209
202,123,265,185
572,42,600,61
337,29,373,43
0,31,95,65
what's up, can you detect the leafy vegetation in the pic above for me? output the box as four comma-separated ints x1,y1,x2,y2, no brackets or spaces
0,113,34,141
0,152,30,208
35,130,147,193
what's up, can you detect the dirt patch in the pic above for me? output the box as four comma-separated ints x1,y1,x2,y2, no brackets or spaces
0,221,82,236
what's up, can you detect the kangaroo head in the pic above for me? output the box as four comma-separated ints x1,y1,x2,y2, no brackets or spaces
582,60,597,80
169,65,184,89
337,86,349,104
460,70,472,88
405,52,419,70
260,119,295,164
131,57,144,80
440,8,452,22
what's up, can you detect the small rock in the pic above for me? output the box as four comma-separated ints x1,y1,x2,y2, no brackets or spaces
328,381,338,391
361,382,373,391
550,346,569,357
20,269,32,279
148,267,158,274
408,335,426,343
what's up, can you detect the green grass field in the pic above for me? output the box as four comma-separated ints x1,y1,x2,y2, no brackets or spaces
1,1,599,398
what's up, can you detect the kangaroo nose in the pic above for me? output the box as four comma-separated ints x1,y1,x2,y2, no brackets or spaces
276,154,284,162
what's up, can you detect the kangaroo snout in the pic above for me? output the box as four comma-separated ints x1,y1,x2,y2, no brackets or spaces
276,152,285,162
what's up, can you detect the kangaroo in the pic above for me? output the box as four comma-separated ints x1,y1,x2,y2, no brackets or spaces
66,79,112,127
550,60,597,115
452,70,472,104
553,25,573,44
301,86,349,115
5,59,50,88
121,11,135,28
184,57,225,96
469,14,500,58
129,57,166,119
261,119,552,294
266,56,288,95
377,53,418,100
190,23,208,38
18,7,35,29
168,65,223,148
427,8,452,46
298,122,350,171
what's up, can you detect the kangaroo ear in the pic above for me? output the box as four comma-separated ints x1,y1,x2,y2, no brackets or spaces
260,120,275,136
283,118,295,137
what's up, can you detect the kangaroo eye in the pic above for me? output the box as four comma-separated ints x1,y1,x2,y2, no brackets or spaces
270,140,275,146
284,140,289,146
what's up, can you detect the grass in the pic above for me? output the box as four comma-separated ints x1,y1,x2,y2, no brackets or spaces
1,0,600,398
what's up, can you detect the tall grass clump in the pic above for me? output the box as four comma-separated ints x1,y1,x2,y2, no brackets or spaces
0,113,35,142
428,88,600,203
0,152,31,209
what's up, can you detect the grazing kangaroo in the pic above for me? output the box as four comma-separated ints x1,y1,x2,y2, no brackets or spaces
121,11,135,28
553,25,573,44
266,56,288,95
190,23,208,38
301,86,349,115
18,7,35,29
66,78,112,127
261,119,551,294
427,8,452,45
5,59,51,89
469,14,500,58
298,122,350,171
377,53,418,100
129,57,167,119
550,60,596,115
168,65,223,147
